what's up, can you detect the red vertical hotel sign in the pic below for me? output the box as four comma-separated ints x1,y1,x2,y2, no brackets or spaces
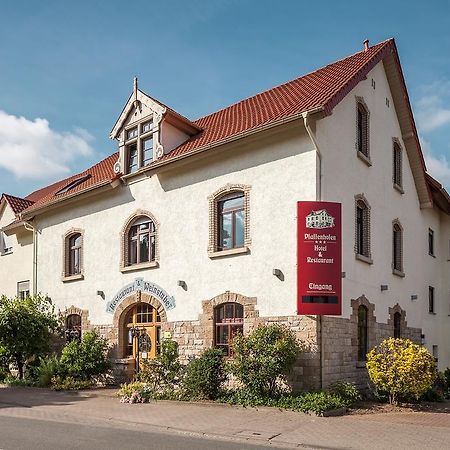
297,201,342,315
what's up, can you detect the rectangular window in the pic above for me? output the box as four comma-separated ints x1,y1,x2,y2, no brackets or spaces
429,286,435,313
0,231,13,255
432,345,438,362
126,127,138,140
356,206,364,255
17,280,30,300
127,143,138,174
428,228,434,256
142,121,153,133
142,137,153,166
393,143,402,187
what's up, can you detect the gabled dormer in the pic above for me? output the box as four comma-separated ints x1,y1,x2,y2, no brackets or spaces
110,78,201,176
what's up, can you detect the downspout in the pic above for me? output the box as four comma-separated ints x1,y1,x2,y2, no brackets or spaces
302,111,322,201
23,219,38,297
302,111,324,389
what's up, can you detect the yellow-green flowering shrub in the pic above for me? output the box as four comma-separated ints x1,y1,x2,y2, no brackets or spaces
366,338,437,404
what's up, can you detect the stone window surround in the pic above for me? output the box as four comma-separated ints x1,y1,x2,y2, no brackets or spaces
392,138,404,193
350,295,376,367
120,209,160,273
208,184,251,258
62,228,85,282
355,96,371,166
392,218,405,277
354,194,372,264
200,291,258,350
60,305,90,335
387,303,407,338
112,291,168,359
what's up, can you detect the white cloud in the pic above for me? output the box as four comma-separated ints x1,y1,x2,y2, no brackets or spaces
416,80,450,133
0,110,94,180
421,136,450,187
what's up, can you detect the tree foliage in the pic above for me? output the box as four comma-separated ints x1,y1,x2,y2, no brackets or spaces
0,295,58,378
229,324,301,396
366,338,437,404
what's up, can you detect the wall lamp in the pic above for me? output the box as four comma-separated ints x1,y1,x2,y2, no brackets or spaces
380,285,388,292
272,269,284,281
96,290,105,299
177,280,187,291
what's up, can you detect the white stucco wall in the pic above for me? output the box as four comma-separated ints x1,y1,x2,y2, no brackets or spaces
35,125,316,325
0,204,33,298
161,122,191,154
316,61,450,368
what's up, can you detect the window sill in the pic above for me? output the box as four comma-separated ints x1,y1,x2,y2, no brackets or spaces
357,151,372,167
392,269,405,278
208,246,249,259
120,261,159,273
62,273,84,283
355,253,373,265
356,361,366,368
393,183,404,194
429,311,436,315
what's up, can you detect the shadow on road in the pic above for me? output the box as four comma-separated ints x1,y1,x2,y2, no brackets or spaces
0,385,92,409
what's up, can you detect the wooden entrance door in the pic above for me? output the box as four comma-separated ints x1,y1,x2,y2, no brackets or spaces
124,304,161,361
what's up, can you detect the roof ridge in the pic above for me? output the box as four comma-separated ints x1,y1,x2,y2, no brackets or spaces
192,39,393,123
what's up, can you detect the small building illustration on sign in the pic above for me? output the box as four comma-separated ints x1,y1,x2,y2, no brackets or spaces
306,210,335,229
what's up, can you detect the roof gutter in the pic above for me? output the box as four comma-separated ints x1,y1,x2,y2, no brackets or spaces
146,106,325,173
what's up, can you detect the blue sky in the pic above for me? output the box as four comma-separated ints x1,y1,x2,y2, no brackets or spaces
1,0,450,197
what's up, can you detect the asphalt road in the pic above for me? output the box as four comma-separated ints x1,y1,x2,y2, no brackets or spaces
0,416,286,450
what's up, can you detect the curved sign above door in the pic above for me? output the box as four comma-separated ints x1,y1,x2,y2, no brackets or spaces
106,278,176,314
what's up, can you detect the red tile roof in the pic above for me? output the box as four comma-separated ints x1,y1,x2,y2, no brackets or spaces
14,38,416,217
21,153,119,214
1,193,35,214
160,39,394,160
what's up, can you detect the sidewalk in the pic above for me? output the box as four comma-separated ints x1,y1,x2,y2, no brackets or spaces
1,385,450,449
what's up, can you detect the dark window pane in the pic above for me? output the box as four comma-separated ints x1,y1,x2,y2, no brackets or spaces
129,240,137,265
139,233,150,263
220,213,233,249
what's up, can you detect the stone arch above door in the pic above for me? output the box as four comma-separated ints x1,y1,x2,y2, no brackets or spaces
111,291,168,358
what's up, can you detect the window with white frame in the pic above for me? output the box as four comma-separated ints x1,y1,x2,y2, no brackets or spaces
0,231,13,255
17,280,30,299
125,119,155,174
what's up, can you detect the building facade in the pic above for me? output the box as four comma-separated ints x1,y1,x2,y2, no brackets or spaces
1,38,450,389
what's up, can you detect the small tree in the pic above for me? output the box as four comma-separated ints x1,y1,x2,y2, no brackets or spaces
229,324,301,396
59,330,110,380
0,295,58,379
366,338,437,404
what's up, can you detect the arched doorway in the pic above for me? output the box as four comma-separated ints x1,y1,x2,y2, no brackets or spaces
123,303,161,360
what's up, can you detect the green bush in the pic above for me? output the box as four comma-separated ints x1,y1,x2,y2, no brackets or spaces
327,381,361,406
183,348,226,400
3,375,34,387
59,331,110,381
36,355,63,387
218,389,347,415
229,324,302,396
366,338,437,404
50,376,92,391
117,381,151,403
137,338,182,394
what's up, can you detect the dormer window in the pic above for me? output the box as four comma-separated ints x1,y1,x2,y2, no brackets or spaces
56,175,91,195
124,119,156,174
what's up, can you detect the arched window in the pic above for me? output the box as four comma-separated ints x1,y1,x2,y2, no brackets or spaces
356,101,369,158
393,312,401,338
357,305,368,361
65,314,81,342
63,230,84,279
392,222,403,273
123,304,161,359
393,142,402,188
217,192,245,250
355,197,371,259
127,216,156,266
214,303,244,356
